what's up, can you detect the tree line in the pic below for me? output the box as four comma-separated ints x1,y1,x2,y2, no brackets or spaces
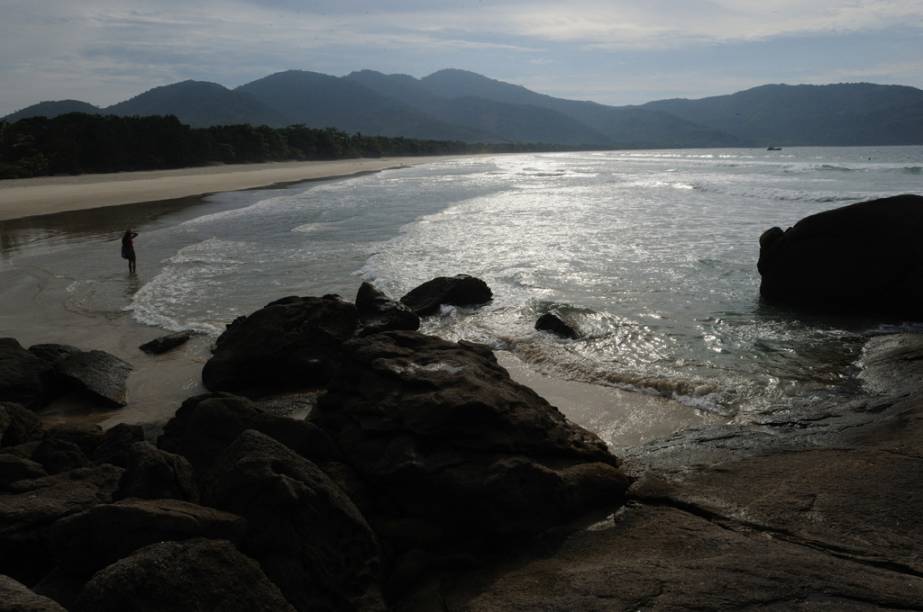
0,113,576,179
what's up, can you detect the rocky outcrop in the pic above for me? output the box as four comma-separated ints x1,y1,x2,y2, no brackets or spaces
355,282,420,335
0,574,66,612
53,350,132,408
535,312,579,339
157,393,339,475
0,402,42,447
50,498,246,576
0,464,124,583
202,295,359,396
116,441,199,502
400,275,492,316
311,330,628,551
139,331,195,355
0,339,52,408
206,430,385,612
758,194,923,315
73,538,295,612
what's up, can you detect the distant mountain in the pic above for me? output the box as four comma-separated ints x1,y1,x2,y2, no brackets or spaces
105,80,288,127
5,100,101,122
5,70,923,148
237,70,489,141
643,83,923,146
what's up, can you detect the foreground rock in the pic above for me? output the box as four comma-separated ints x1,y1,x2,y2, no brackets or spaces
139,331,195,355
312,330,628,552
0,574,66,612
399,275,492,316
0,402,43,447
0,339,52,408
53,350,132,408
206,430,385,611
355,282,420,334
758,194,923,315
116,441,199,502
202,295,359,396
158,393,338,475
0,464,123,583
73,538,295,612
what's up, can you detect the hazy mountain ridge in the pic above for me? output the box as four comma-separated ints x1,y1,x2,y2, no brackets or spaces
5,70,922,147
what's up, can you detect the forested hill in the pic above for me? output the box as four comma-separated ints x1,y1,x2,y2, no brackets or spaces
8,70,923,148
0,113,575,179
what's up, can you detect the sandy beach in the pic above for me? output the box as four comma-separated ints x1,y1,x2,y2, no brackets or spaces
0,156,453,222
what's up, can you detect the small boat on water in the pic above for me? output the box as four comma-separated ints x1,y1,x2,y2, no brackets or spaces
767,146,782,151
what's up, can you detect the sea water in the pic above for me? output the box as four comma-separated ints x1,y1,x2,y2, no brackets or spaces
1,146,921,423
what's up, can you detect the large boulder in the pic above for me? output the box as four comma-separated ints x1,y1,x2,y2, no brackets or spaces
355,282,420,335
91,424,144,468
0,402,43,447
310,331,629,549
205,430,385,612
116,441,199,502
0,574,67,612
73,538,295,612
0,464,123,583
0,339,52,408
0,455,46,488
50,498,246,576
535,312,579,339
202,295,359,396
400,275,493,316
158,393,339,475
758,194,923,315
52,350,132,408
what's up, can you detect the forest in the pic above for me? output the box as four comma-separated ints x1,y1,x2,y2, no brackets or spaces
0,113,566,179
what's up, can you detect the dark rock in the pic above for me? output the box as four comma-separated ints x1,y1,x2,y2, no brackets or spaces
757,194,923,315
0,402,43,447
91,424,144,467
1,441,41,461
535,312,579,339
28,343,80,367
53,350,132,408
0,338,53,408
0,464,123,583
73,538,295,612
0,454,46,487
206,429,385,612
139,331,194,355
311,331,628,549
400,275,493,316
0,574,67,612
50,498,246,575
202,295,359,396
355,282,420,334
33,438,89,474
158,392,339,475
116,441,199,502
43,424,103,456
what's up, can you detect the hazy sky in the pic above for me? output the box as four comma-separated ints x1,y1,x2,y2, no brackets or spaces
2,0,922,116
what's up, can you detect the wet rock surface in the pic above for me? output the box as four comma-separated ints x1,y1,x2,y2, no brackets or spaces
355,282,420,335
535,312,579,339
311,330,628,548
758,194,923,315
399,275,493,316
73,538,295,612
202,295,359,396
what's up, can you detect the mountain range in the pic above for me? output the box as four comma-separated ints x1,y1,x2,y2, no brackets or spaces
6,69,923,148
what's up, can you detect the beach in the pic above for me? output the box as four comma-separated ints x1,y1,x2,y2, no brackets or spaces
0,157,453,221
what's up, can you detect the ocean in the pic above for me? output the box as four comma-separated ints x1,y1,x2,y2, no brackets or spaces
1,146,922,428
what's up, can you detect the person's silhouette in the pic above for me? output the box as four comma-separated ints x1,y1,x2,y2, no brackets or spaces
121,229,138,273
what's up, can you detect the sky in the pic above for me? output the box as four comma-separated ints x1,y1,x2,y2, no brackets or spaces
2,0,922,116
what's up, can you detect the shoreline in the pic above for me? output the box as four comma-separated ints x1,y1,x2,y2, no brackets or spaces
0,155,459,222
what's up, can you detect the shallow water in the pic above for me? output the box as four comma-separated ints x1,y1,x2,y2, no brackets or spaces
1,146,921,427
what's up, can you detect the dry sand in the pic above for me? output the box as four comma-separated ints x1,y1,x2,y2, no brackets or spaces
0,157,450,222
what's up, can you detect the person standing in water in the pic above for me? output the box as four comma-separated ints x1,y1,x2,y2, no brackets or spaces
121,229,138,273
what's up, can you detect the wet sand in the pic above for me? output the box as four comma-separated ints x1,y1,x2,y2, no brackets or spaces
0,157,452,222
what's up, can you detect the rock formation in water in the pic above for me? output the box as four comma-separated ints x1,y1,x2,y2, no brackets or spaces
758,194,923,315
535,312,580,339
400,274,493,316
